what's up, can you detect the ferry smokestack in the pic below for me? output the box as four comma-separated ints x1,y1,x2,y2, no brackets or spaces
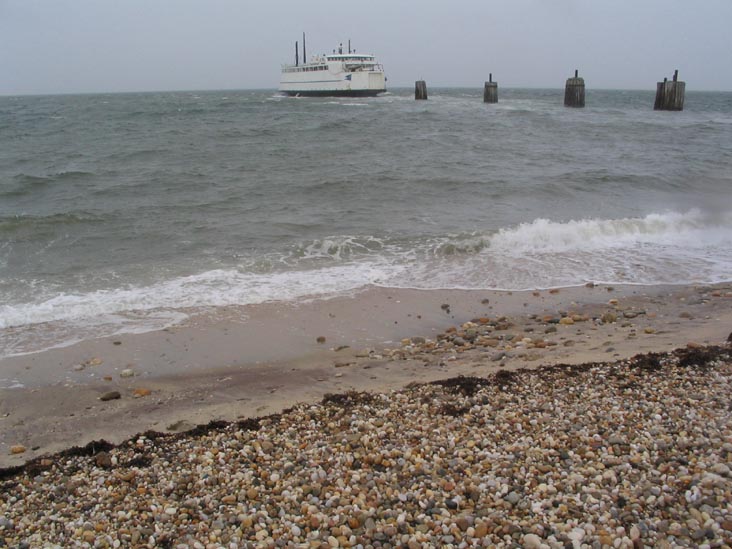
348,40,351,54
302,33,306,64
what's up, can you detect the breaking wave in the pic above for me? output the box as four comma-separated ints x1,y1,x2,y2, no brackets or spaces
2,209,731,358
490,210,732,254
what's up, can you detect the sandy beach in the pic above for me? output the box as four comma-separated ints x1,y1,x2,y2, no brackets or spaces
2,281,731,469
0,282,731,546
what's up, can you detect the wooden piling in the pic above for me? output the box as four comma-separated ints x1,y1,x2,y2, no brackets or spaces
654,70,685,111
564,69,585,108
415,80,428,100
483,73,498,103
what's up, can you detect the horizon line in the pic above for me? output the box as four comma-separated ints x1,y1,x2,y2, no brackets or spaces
3,85,732,98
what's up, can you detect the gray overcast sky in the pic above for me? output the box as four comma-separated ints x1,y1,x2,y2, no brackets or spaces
2,0,731,95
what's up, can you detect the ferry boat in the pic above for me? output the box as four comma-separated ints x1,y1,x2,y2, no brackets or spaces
279,35,386,97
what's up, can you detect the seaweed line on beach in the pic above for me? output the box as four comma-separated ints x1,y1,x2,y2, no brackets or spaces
1,344,728,483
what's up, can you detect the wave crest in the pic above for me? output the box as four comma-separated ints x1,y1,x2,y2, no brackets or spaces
288,235,387,261
489,210,732,254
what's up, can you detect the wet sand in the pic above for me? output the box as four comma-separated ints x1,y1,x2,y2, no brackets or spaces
2,282,732,468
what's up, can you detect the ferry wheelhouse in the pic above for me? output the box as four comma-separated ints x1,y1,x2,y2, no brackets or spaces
279,36,386,97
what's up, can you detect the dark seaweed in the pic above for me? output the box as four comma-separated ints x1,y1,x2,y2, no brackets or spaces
430,375,489,396
675,345,726,368
321,391,375,407
630,352,664,371
439,403,470,416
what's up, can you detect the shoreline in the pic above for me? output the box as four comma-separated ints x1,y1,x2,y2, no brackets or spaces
2,282,732,468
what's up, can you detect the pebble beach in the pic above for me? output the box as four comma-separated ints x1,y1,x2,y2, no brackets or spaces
2,289,732,548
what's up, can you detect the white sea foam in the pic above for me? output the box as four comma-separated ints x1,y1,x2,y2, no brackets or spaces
490,209,732,254
0,263,402,332
294,235,389,261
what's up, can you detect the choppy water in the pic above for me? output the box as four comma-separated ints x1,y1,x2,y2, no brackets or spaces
1,88,732,361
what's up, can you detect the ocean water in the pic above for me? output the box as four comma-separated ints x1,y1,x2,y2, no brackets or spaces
1,88,732,360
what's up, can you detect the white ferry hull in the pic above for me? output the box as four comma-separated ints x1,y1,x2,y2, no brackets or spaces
279,70,385,97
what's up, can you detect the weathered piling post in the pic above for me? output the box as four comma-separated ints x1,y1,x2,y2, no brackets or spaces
415,80,428,100
564,69,585,108
654,70,685,111
483,73,498,103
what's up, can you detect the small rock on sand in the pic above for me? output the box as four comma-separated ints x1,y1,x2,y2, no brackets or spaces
316,336,326,344
601,312,617,324
10,445,26,455
523,534,543,548
120,369,135,378
99,391,121,402
94,452,112,468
